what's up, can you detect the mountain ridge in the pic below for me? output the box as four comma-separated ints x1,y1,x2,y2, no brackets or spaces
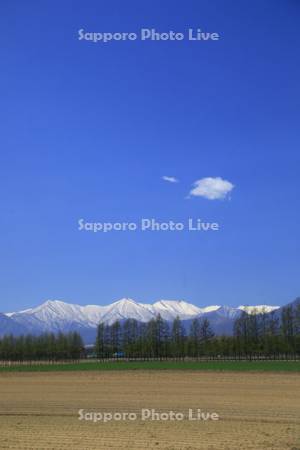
0,298,282,343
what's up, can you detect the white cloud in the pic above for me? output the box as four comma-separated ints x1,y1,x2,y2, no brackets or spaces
162,176,179,183
189,177,234,200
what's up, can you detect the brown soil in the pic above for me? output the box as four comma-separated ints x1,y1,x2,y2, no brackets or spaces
0,371,299,449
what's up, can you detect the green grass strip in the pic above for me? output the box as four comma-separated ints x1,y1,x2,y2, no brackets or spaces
0,360,299,373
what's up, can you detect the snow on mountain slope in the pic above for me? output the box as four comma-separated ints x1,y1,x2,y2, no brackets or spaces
8,298,156,330
212,306,241,320
198,305,221,314
0,313,27,336
81,304,109,325
238,305,279,314
152,300,203,320
10,300,104,333
5,298,282,337
99,298,154,324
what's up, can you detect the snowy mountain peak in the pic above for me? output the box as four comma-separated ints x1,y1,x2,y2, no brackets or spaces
28,299,81,315
94,297,154,324
110,298,139,307
22,299,69,314
154,299,201,311
3,298,283,339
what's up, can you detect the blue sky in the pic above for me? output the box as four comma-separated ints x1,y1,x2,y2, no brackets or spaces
1,0,300,311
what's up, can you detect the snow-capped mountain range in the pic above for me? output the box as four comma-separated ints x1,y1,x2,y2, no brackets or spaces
0,298,280,342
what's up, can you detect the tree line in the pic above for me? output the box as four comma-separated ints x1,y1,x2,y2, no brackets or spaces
95,304,300,358
95,315,215,358
0,304,299,361
0,332,83,361
233,304,300,355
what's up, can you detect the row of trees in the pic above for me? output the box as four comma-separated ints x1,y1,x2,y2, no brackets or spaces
0,332,84,361
95,305,300,358
97,315,216,358
1,304,299,360
95,315,216,358
233,305,300,354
